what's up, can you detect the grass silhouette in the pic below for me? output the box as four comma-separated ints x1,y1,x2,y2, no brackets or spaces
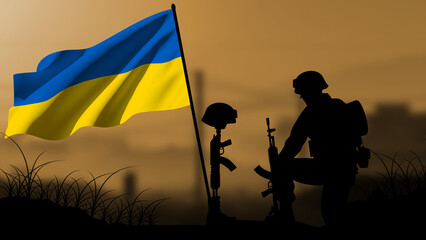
0,134,424,237
344,150,426,237
0,135,167,228
356,150,426,199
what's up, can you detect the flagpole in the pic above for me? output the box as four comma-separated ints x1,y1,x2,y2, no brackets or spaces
171,4,211,201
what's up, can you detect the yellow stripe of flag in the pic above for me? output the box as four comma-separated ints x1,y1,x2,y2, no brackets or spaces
6,9,190,140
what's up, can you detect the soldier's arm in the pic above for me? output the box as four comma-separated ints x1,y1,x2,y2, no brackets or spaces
279,111,308,160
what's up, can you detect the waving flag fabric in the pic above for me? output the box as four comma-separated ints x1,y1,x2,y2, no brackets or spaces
6,9,189,140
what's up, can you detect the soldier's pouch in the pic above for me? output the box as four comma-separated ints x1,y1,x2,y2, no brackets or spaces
356,146,370,168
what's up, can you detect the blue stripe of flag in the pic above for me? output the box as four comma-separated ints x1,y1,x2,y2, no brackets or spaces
14,9,180,106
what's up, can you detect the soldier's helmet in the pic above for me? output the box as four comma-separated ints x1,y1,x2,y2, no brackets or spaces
202,103,237,130
293,71,328,94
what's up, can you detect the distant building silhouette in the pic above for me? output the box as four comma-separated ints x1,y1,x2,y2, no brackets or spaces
124,170,137,200
364,103,426,159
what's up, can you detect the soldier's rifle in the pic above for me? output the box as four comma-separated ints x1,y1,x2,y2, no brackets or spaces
255,118,280,218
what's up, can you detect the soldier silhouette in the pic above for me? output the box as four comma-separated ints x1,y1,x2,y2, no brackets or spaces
277,71,367,226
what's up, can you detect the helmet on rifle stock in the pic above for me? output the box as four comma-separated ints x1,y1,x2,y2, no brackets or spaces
202,103,237,130
293,71,328,94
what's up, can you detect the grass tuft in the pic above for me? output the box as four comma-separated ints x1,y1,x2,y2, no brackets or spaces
360,150,426,199
0,135,166,226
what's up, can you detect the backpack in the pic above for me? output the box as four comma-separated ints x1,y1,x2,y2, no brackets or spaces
346,100,370,168
347,100,368,137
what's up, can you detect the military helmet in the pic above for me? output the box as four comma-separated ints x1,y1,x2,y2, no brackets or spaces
202,103,237,130
293,71,328,94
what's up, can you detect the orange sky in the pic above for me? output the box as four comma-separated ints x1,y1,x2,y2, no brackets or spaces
0,0,425,225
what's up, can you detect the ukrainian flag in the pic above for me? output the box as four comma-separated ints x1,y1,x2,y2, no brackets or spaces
6,9,190,140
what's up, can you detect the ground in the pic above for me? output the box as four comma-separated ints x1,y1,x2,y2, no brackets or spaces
0,191,424,238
